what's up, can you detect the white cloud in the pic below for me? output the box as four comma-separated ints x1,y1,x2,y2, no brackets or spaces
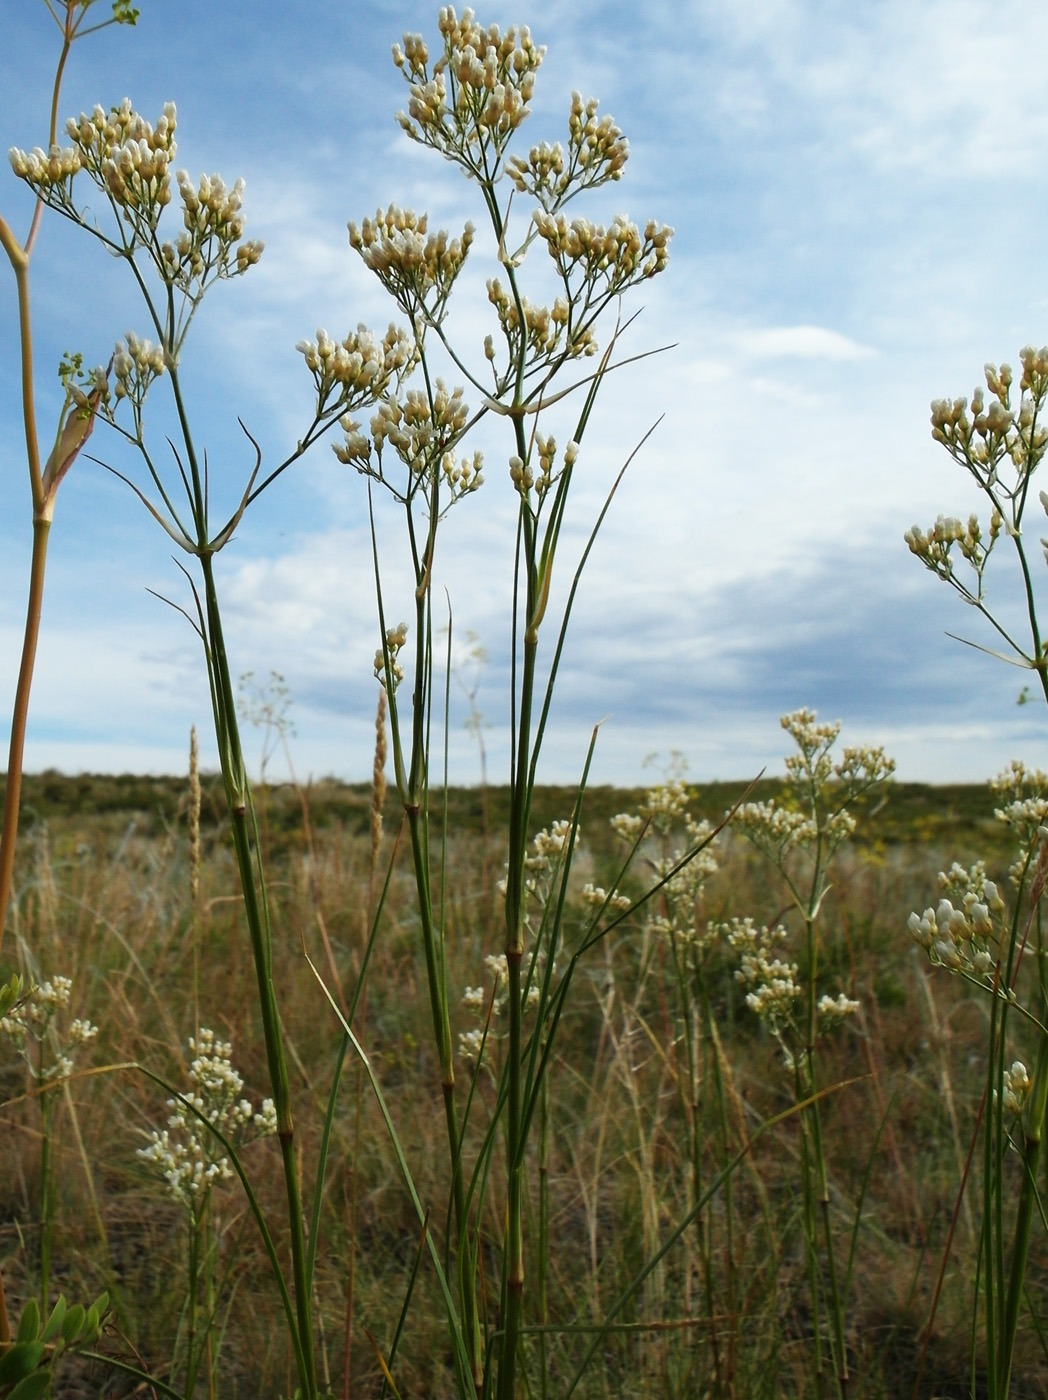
734,325,876,361
4,0,1048,786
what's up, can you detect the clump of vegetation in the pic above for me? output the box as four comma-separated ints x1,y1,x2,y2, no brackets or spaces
4,5,1048,1399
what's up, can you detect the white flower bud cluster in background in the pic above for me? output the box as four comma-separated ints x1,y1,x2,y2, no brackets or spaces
734,801,819,863
374,621,409,693
996,1060,1032,1119
610,771,719,949
472,817,578,1061
723,918,800,1032
458,944,551,1062
724,711,892,1056
817,993,861,1025
0,974,98,1083
907,860,1005,983
515,818,580,904
736,710,893,870
137,1028,276,1211
581,882,631,912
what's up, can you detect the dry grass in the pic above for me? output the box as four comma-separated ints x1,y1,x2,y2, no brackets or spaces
1,777,1045,1397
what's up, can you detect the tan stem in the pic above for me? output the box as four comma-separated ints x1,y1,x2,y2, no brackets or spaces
0,518,52,955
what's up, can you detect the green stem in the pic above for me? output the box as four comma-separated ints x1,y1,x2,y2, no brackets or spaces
198,553,315,1400
997,1007,1048,1390
497,614,539,1400
185,1208,201,1398
38,1090,53,1313
404,802,481,1393
537,1074,549,1400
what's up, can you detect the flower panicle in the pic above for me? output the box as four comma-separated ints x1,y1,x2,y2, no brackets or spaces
137,1028,276,1210
349,205,474,321
393,7,546,172
0,973,98,1083
10,99,263,300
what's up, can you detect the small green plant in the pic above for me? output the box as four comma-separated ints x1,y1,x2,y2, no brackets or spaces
0,974,98,1313
137,1029,277,1399
0,1289,110,1400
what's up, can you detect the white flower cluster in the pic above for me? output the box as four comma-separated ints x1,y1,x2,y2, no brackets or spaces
349,206,474,320
458,947,549,1061
0,974,98,1083
334,379,479,509
298,323,415,416
723,918,800,1032
112,330,167,405
996,1060,1031,1118
904,511,999,589
138,1028,276,1211
170,169,263,286
986,760,1048,884
816,993,861,1025
506,138,566,201
10,98,176,223
374,621,409,693
610,812,643,842
610,773,719,947
10,100,262,300
486,280,596,364
717,919,860,1051
500,818,581,906
440,448,484,498
736,710,893,868
394,7,546,164
929,352,1048,491
523,819,578,877
8,142,83,188
508,435,580,500
734,801,819,862
532,211,672,294
581,882,631,913
376,381,468,471
907,861,1004,981
507,92,628,206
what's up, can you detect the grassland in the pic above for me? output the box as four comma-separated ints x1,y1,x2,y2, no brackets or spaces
1,768,1043,1398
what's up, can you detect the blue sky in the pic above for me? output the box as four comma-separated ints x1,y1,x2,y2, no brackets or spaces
3,0,1048,787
